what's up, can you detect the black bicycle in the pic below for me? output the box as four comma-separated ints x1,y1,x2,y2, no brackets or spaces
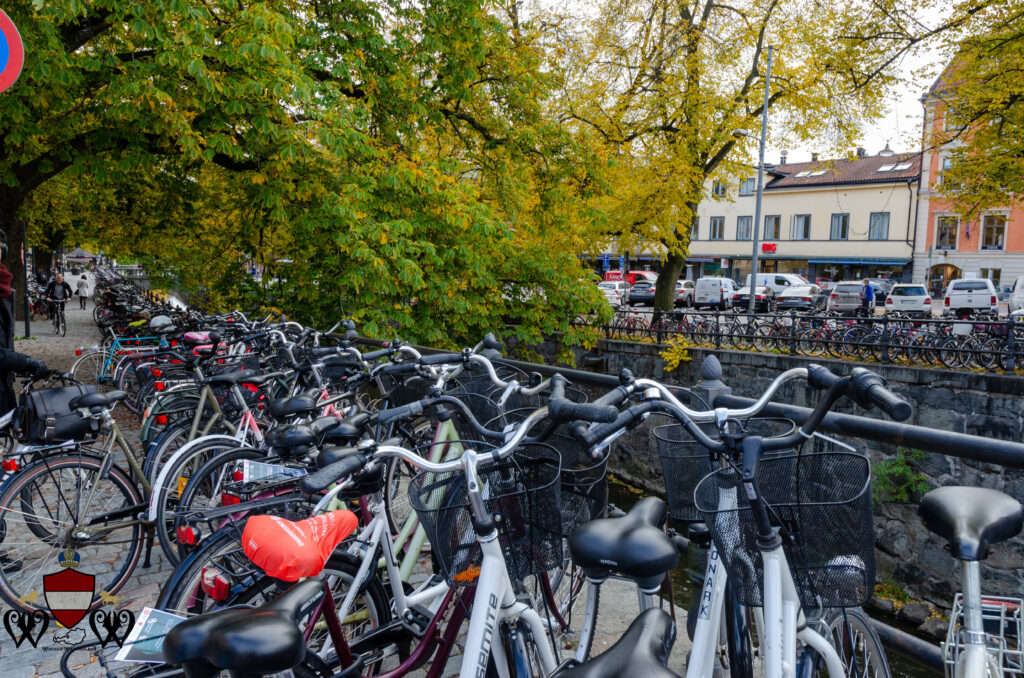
49,298,67,336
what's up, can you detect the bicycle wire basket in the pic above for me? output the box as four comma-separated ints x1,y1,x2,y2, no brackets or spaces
443,364,538,443
378,371,432,407
408,444,563,588
693,444,875,609
655,417,796,521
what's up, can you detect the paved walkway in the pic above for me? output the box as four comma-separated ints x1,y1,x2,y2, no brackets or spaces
1,306,692,677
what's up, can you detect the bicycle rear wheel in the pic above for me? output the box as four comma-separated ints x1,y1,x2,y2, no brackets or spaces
804,607,891,678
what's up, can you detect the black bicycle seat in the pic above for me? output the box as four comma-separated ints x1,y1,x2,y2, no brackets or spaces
267,396,318,419
555,608,679,678
163,579,324,673
69,390,127,410
266,417,343,453
321,412,371,444
568,497,678,588
206,371,273,387
919,486,1023,561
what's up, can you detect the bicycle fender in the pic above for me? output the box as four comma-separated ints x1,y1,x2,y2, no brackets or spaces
146,434,243,522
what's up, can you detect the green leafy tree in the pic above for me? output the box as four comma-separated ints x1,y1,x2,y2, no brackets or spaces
1,0,608,345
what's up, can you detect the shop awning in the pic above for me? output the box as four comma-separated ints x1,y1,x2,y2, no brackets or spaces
685,257,716,263
807,258,910,265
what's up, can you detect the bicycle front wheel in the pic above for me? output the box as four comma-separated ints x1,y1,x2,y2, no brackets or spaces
0,453,144,614
58,310,67,336
805,607,891,678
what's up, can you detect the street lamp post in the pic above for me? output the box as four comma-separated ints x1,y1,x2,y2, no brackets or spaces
748,45,773,317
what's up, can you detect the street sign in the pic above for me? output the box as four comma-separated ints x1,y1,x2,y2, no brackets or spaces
602,253,610,270
0,9,25,94
618,255,625,270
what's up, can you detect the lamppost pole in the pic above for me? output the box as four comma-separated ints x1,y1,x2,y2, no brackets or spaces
749,45,773,317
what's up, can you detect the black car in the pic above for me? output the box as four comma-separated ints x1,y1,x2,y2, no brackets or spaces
628,280,656,306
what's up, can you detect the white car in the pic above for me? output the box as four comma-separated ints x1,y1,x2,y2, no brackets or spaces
598,281,630,309
744,273,811,296
884,284,932,316
1008,275,1024,313
693,277,737,309
942,279,999,317
675,280,695,306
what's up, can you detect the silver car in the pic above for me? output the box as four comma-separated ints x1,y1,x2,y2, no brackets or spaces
828,281,874,315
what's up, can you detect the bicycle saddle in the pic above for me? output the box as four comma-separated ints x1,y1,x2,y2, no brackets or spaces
266,417,344,451
267,395,318,419
555,608,679,678
568,497,678,588
69,390,127,411
322,412,371,444
242,510,358,581
163,578,324,673
918,486,1023,561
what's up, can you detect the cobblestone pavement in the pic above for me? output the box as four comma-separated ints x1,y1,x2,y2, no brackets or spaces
1,305,692,677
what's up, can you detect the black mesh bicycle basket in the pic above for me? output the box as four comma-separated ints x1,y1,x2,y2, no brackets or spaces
409,444,562,587
693,449,874,609
655,417,796,521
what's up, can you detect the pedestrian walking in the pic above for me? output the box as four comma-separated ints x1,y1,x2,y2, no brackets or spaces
860,279,874,316
76,273,89,310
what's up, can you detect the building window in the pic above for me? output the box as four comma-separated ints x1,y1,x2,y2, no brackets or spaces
791,214,811,240
939,156,958,189
736,216,752,240
691,216,699,240
712,181,727,198
981,268,1002,289
982,214,1006,251
764,215,781,240
869,212,890,240
738,178,755,196
709,216,725,240
830,213,849,240
936,216,958,249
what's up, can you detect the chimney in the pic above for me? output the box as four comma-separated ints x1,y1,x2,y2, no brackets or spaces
856,147,866,158
811,152,819,162
779,150,788,165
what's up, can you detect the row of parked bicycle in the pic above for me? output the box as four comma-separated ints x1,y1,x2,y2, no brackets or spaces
0,282,1018,678
585,307,1024,371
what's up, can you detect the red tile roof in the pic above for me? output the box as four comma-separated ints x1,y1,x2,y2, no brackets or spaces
765,152,921,190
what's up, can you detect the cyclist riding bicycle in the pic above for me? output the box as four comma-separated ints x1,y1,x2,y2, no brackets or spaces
45,272,72,317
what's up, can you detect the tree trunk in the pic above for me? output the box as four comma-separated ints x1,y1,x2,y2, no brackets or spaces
653,250,687,321
0,189,27,324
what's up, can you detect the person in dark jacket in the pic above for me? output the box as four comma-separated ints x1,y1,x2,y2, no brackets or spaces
0,231,47,573
45,273,73,318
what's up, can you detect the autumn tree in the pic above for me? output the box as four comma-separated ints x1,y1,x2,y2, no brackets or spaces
1,0,608,345
549,0,937,312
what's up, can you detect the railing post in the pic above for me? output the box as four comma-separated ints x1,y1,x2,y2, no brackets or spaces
881,314,890,364
695,354,732,406
1008,314,1016,372
714,308,721,350
789,310,798,356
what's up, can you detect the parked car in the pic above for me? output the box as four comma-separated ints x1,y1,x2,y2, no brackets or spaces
675,280,695,307
828,281,875,315
777,284,825,312
884,284,932,316
598,281,630,309
1008,275,1024,313
628,280,656,306
867,280,892,304
693,277,737,309
744,273,811,296
604,270,658,286
732,286,776,312
942,278,999,317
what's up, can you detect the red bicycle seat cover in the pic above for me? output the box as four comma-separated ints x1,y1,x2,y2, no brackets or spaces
242,511,358,581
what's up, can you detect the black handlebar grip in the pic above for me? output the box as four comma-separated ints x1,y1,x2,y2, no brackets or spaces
361,348,391,361
419,352,463,366
550,400,618,425
376,400,425,426
378,363,418,376
549,374,567,401
481,333,503,352
575,402,657,457
806,364,842,390
851,368,912,421
592,385,631,409
302,453,368,493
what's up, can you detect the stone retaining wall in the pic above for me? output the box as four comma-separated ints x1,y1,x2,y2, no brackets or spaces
515,336,1024,617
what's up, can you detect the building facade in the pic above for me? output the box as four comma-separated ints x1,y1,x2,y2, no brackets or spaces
690,150,921,284
912,68,1024,296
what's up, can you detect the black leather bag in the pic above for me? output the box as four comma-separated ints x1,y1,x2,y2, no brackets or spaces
17,385,100,444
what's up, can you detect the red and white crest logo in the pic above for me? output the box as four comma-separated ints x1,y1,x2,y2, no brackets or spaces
43,567,95,629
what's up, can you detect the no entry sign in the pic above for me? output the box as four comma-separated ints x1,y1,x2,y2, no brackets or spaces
0,8,24,94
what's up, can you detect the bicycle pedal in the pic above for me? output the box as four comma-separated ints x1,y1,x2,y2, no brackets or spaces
401,605,432,637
